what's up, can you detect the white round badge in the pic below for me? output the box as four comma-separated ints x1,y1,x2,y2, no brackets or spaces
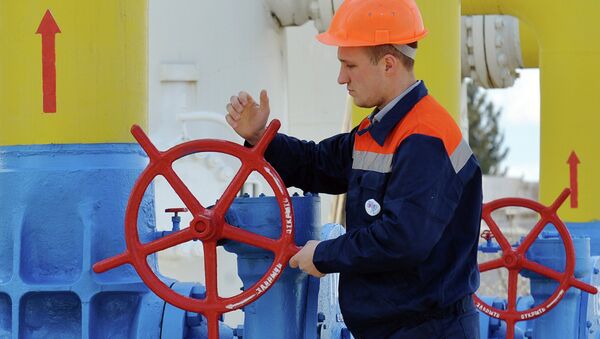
365,199,381,216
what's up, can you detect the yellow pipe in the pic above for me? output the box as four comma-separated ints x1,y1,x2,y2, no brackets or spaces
462,1,504,16
351,105,374,127
0,1,147,146
463,0,600,221
416,0,461,122
518,20,538,69
352,0,461,126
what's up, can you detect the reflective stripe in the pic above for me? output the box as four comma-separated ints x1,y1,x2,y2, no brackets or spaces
354,139,472,174
450,139,473,173
352,150,394,173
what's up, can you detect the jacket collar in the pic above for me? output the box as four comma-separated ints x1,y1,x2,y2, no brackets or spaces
357,81,428,146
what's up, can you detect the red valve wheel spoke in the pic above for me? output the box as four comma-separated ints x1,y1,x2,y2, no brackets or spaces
162,166,206,216
250,119,281,156
521,259,598,294
212,120,283,216
481,211,512,252
141,228,193,256
505,319,515,339
478,258,504,272
516,217,551,255
93,251,131,273
517,189,570,255
570,277,599,294
131,125,162,161
549,188,572,211
206,312,220,339
94,228,192,273
507,270,518,311
213,164,253,216
203,241,219,302
222,223,280,252
521,258,563,282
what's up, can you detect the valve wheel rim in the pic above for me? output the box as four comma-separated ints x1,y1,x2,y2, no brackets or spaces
128,125,295,314
93,121,299,339
126,143,294,312
473,188,596,338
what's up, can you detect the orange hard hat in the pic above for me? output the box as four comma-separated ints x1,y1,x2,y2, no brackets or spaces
316,0,428,47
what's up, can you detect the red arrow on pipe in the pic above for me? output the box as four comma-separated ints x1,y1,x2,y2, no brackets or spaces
567,151,580,208
36,10,61,113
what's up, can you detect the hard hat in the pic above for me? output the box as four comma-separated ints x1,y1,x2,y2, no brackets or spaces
316,0,428,47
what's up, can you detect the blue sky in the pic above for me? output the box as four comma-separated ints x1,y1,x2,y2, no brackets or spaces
485,69,540,182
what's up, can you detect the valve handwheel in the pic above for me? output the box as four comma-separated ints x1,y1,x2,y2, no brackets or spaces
474,188,598,339
93,120,301,339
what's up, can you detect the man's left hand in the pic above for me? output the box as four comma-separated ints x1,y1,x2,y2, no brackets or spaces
289,240,325,278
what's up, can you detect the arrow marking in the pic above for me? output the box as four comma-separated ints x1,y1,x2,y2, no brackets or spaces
567,151,580,208
36,9,61,113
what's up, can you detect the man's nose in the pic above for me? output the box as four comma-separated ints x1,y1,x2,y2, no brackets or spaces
337,70,347,85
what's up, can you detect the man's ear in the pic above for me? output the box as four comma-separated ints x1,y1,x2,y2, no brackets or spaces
383,54,397,73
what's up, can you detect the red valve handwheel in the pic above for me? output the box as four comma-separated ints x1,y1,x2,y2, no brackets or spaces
93,120,301,339
474,188,597,339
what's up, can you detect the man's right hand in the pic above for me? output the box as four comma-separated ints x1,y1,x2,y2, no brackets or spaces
225,90,270,145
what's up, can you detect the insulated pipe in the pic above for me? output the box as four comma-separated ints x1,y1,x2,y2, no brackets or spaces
463,0,600,221
460,15,539,86
461,15,530,89
266,0,341,33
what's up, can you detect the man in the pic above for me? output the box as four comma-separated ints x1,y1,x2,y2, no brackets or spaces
225,0,482,337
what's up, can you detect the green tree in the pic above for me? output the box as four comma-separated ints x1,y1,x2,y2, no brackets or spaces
467,80,509,175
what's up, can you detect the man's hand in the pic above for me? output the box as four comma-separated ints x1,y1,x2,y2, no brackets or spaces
225,90,270,145
289,240,325,278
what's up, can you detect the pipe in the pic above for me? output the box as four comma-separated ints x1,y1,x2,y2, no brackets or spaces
464,0,600,221
0,1,147,145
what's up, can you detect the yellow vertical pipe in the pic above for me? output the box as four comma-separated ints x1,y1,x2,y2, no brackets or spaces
352,0,461,126
0,1,147,146
463,0,600,221
518,21,538,69
414,0,461,121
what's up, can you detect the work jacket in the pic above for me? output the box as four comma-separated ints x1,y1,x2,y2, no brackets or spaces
262,81,482,337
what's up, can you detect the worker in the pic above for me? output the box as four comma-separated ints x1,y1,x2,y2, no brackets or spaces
225,0,482,337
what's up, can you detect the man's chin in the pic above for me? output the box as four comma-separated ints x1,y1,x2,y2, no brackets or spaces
352,98,375,109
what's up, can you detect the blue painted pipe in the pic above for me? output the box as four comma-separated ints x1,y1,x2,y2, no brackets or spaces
224,193,321,339
522,233,592,338
0,144,167,338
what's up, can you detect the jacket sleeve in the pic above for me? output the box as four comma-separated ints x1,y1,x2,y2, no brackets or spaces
313,134,463,273
261,128,356,194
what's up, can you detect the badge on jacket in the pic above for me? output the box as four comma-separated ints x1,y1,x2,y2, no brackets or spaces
365,199,381,216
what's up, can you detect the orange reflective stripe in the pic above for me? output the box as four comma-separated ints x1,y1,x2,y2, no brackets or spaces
352,95,469,171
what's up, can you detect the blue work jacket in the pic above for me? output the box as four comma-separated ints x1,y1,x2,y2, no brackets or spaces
262,81,482,337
